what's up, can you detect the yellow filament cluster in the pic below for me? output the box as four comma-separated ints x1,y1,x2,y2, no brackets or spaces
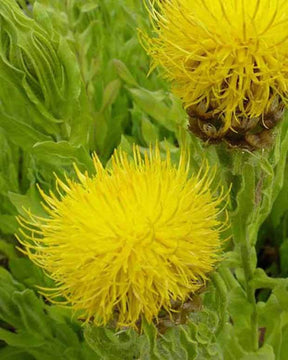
144,0,288,131
19,145,227,328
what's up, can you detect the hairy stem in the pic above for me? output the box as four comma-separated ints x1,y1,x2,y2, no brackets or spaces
238,227,259,352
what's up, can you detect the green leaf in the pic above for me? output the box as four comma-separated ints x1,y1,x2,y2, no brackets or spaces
141,117,159,145
9,258,52,289
9,185,45,218
0,347,34,360
0,215,18,234
0,112,51,150
270,162,288,228
113,59,138,87
0,268,95,359
0,239,17,259
0,0,85,145
12,290,52,338
0,328,44,348
129,88,179,132
32,141,94,173
0,268,25,328
257,287,288,358
101,80,122,112
156,326,198,360
140,320,162,360
84,325,139,360
241,345,275,360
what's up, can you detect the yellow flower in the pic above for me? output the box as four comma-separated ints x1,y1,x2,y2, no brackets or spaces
143,0,288,147
18,145,226,328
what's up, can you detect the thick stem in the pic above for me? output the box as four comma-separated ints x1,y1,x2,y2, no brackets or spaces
211,272,228,336
238,228,259,352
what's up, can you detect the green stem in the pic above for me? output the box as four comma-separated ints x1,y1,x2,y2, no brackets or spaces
239,229,259,352
211,272,228,336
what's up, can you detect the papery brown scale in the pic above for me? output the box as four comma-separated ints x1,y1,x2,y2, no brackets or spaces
187,95,285,150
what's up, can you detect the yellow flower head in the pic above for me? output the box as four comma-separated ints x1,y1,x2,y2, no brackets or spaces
144,0,288,144
19,145,226,328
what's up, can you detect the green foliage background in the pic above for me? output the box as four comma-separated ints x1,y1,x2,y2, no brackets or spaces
0,1,288,359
